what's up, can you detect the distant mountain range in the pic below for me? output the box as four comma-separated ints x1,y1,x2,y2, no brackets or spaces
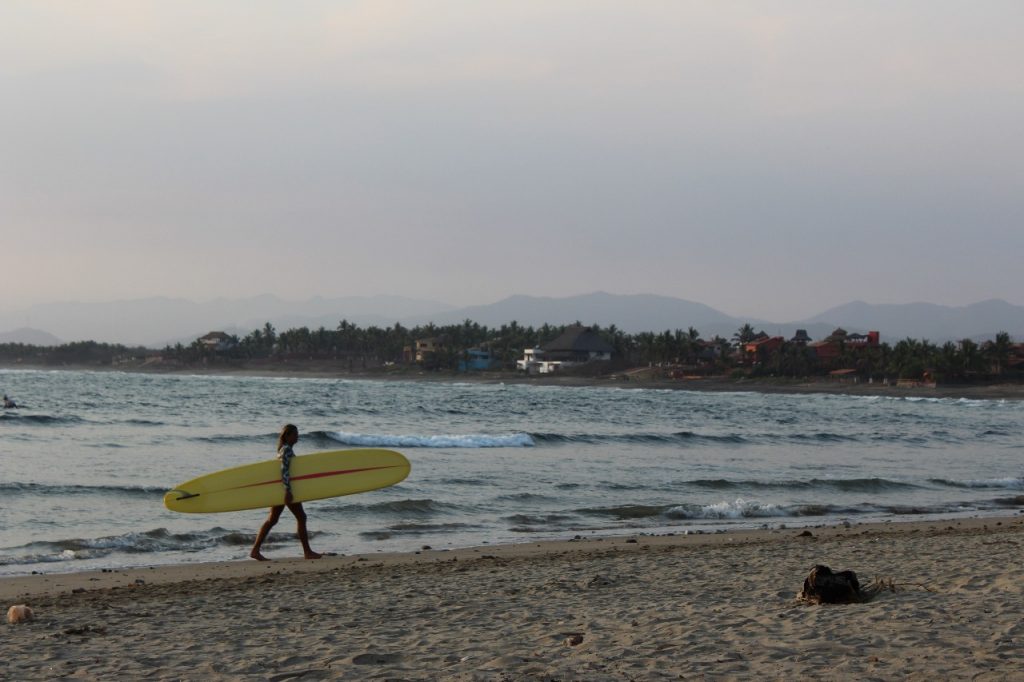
803,299,1024,343
0,295,455,348
0,327,63,346
1,293,1022,348
402,292,749,336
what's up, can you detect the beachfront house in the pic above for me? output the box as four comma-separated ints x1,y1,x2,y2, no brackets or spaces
790,329,812,345
403,336,446,365
809,328,880,363
517,346,559,374
458,348,498,372
743,336,784,365
809,339,841,362
519,326,615,374
846,331,881,348
198,331,237,352
543,326,615,362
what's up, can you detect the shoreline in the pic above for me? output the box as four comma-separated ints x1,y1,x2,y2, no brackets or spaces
4,361,1024,400
0,515,1015,602
5,515,1023,679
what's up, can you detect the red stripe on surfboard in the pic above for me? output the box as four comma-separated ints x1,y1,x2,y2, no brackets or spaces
228,465,404,491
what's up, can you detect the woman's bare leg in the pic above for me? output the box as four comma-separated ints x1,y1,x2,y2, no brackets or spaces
250,505,285,560
288,502,322,559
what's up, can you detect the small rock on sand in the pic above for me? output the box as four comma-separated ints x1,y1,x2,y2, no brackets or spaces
7,604,34,624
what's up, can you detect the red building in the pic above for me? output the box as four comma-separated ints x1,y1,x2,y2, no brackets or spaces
809,329,880,362
743,336,784,364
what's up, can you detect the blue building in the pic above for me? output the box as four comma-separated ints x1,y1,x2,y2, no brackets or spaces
458,348,497,372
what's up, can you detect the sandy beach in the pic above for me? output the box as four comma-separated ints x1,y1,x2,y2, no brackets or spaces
4,516,1023,680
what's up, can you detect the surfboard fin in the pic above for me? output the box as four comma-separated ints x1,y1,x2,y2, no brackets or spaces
170,489,200,501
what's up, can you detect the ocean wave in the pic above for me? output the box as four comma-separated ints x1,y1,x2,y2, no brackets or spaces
358,522,477,540
325,430,534,448
930,477,1024,490
496,492,555,502
580,499,792,521
504,513,577,526
189,432,276,445
576,497,979,522
682,478,922,493
434,477,496,486
123,418,165,427
880,435,931,446
991,495,1024,507
785,432,860,443
383,522,475,534
579,504,676,520
0,527,253,566
878,504,954,515
0,481,166,497
790,504,841,516
682,478,801,491
598,482,651,491
859,496,1020,512
185,430,342,448
531,431,748,446
301,430,359,448
896,396,991,406
531,430,960,447
212,425,995,452
666,499,788,520
809,477,922,492
0,413,85,425
326,498,464,516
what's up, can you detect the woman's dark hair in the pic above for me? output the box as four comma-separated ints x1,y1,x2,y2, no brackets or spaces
277,423,298,452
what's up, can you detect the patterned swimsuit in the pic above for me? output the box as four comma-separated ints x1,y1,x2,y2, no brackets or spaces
278,444,295,497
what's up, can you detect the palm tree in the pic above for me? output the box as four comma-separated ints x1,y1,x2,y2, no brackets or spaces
889,338,922,378
634,332,656,365
936,341,959,379
959,338,983,375
709,335,732,368
732,323,757,347
261,322,277,353
984,332,1013,375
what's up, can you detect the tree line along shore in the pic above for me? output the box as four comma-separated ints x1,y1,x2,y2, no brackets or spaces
1,319,1022,388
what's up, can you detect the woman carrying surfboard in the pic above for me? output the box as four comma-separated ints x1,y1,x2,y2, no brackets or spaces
250,424,322,561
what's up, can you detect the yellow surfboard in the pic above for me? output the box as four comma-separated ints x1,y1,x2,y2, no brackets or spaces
164,449,411,513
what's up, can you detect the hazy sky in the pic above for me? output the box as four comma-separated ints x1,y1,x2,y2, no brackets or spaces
3,1,1022,321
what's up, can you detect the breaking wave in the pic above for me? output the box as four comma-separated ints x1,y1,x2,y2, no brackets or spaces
931,477,1024,490
325,430,534,448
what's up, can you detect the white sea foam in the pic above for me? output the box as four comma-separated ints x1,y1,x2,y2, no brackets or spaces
671,499,786,520
327,430,535,448
960,477,1024,489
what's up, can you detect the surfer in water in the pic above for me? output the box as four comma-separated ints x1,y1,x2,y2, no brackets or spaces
250,423,322,561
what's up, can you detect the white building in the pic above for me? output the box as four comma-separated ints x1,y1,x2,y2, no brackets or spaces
517,326,615,374
516,347,562,374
